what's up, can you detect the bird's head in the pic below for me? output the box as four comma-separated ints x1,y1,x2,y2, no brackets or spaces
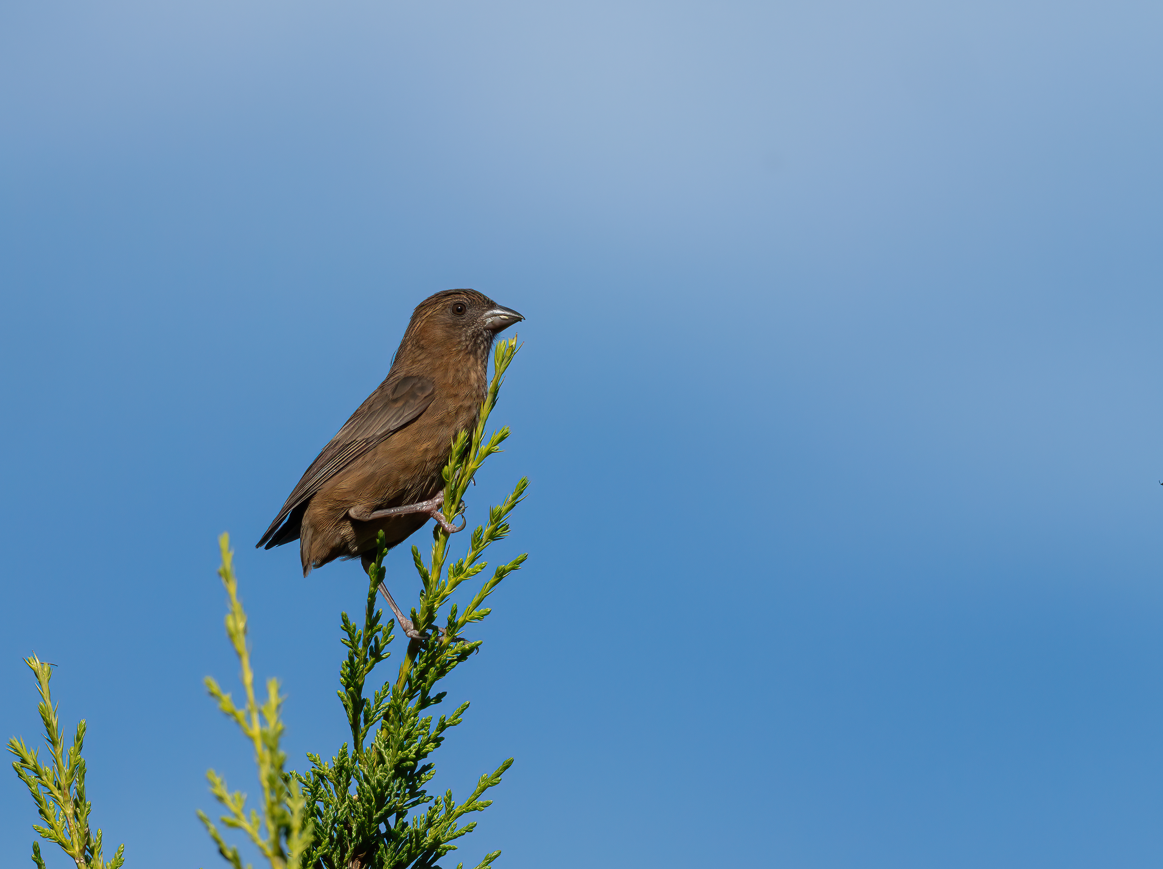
399,289,524,363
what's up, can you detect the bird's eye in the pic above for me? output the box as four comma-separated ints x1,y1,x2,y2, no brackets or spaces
452,302,467,316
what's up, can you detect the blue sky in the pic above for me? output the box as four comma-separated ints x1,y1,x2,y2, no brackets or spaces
2,1,1161,866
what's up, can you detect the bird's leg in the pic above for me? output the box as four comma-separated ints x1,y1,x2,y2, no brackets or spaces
362,552,423,639
376,581,423,640
376,581,460,643
362,549,461,647
350,490,466,534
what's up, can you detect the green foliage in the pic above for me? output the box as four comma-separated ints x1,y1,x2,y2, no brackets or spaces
7,655,126,869
9,337,526,869
199,534,313,869
296,336,528,869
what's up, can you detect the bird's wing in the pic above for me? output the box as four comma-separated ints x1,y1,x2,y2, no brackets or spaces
256,374,436,548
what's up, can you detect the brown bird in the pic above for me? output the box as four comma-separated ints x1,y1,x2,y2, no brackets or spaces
256,289,523,636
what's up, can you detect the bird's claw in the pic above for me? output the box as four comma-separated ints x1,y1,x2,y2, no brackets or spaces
436,626,469,646
395,616,464,645
431,506,466,534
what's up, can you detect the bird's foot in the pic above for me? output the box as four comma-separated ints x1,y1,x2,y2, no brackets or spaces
397,615,423,640
397,615,462,644
419,489,466,534
430,506,466,535
377,582,462,643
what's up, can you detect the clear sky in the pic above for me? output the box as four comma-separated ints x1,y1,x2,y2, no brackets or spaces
2,1,1161,866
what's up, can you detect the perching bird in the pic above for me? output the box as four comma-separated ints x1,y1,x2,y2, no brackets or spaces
256,289,523,636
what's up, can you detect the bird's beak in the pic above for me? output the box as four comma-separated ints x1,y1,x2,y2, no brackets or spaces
482,305,524,333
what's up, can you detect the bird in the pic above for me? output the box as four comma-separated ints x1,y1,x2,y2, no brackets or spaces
256,289,523,637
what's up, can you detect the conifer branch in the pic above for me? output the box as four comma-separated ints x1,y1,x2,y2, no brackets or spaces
7,655,126,869
200,534,314,869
